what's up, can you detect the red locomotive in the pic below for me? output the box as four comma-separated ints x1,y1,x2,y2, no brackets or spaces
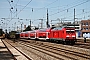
20,26,76,44
50,27,76,44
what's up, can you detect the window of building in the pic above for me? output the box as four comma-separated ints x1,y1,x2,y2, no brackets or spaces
84,28,86,30
86,22,88,25
81,28,82,30
84,23,86,25
86,22,88,26
82,22,85,26
86,28,88,30
82,28,84,30
82,23,84,25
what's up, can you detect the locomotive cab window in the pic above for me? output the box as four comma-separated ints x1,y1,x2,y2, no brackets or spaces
66,30,75,34
52,27,62,30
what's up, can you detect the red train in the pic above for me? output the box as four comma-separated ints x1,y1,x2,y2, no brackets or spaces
20,26,76,44
50,27,76,44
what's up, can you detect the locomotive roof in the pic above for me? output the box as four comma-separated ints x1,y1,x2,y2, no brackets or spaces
52,26,75,30
38,28,51,32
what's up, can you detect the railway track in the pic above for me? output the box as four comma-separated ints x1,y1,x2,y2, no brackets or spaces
72,39,90,49
4,39,90,60
77,38,90,43
10,39,90,60
6,39,64,60
74,42,90,49
2,39,32,60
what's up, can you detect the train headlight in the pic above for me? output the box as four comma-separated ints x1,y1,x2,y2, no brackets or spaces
66,35,69,37
72,35,75,37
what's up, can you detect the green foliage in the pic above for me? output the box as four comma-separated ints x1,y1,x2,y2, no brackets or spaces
23,26,39,31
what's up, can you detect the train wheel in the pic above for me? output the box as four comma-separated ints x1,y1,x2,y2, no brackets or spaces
46,39,50,42
63,41,66,45
70,41,75,45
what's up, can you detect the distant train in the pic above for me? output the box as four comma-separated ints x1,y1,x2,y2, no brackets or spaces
7,31,20,39
0,29,5,39
20,26,76,44
0,34,5,39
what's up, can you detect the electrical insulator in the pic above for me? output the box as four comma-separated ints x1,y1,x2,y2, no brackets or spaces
67,9,68,12
83,9,84,12
16,8,17,11
11,0,13,2
11,7,13,9
32,8,33,12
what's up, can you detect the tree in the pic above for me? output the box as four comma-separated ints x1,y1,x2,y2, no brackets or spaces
23,26,32,31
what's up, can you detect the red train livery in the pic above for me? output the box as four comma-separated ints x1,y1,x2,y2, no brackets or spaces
20,27,76,44
50,27,76,44
37,28,51,40
20,32,25,38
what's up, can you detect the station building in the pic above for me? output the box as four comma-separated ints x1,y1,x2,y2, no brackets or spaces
81,20,90,38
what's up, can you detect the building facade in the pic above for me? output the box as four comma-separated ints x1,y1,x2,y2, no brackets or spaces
81,20,90,38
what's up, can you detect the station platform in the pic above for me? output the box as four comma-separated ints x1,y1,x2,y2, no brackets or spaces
0,39,29,60
0,39,14,60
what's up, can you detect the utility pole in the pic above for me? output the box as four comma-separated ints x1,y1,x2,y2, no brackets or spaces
21,23,22,32
10,0,13,20
14,22,16,31
74,8,75,28
1,18,7,33
30,20,31,29
26,19,31,30
17,26,18,31
39,19,43,28
19,19,23,32
47,8,49,28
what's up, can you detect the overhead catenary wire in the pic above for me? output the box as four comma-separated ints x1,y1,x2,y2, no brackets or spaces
13,0,19,15
13,0,59,22
16,0,32,15
48,0,84,12
6,0,12,7
49,0,90,16
48,0,85,15
43,0,58,8
65,10,90,20
5,0,90,28
15,0,85,19
12,0,84,16
6,0,13,19
8,0,32,23
25,0,89,21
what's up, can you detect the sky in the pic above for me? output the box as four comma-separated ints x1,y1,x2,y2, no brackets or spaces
0,0,90,32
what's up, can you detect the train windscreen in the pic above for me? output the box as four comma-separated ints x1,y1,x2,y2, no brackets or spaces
66,28,75,38
66,30,75,34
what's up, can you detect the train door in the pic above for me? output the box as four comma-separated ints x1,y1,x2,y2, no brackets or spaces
53,31,59,38
20,32,25,38
61,30,65,39
25,32,29,38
